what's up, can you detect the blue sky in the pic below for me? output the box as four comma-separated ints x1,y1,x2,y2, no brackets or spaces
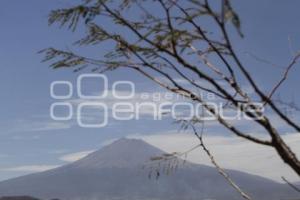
0,0,300,181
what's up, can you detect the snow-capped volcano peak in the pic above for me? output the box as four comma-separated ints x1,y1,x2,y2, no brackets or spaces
70,138,164,168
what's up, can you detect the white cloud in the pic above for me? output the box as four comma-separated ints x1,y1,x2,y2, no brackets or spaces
48,149,69,154
8,121,73,134
100,138,118,146
30,122,73,131
128,132,300,183
11,135,40,140
0,154,8,158
1,165,60,172
59,150,95,162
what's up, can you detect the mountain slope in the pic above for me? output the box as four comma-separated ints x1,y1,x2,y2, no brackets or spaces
0,138,298,200
0,197,40,200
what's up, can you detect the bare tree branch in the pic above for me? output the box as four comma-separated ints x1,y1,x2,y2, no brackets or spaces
43,0,300,180
191,126,252,200
282,176,300,193
265,53,300,105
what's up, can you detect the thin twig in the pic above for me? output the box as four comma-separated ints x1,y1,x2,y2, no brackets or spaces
191,126,252,200
282,176,300,193
264,53,300,105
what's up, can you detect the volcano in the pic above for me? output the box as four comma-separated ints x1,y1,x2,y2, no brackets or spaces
0,138,298,200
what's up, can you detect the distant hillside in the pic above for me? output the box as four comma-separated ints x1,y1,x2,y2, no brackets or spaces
0,138,298,200
0,196,40,200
